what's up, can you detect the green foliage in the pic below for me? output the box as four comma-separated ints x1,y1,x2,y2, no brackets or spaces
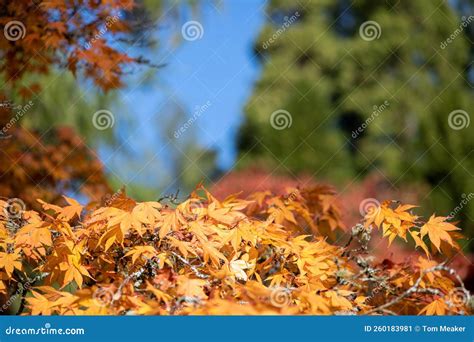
238,0,474,237
16,72,117,146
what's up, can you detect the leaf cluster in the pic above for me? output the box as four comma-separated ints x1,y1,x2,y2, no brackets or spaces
0,185,470,315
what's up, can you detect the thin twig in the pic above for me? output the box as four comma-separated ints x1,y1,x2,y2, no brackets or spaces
170,251,209,279
365,265,468,315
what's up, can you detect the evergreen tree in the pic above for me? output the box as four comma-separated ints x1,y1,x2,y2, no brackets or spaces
238,0,474,236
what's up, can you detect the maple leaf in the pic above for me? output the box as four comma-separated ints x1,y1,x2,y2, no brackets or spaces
107,208,144,235
221,223,258,252
15,222,53,259
365,202,418,245
26,287,80,315
124,246,157,265
64,265,88,288
2,184,468,316
178,199,206,220
145,281,172,305
201,242,227,267
0,251,22,277
420,215,460,251
267,198,297,225
409,230,430,256
38,196,83,221
159,211,183,239
418,298,448,315
44,240,92,288
176,276,208,300
230,259,254,281
26,291,55,315
59,197,84,221
415,257,441,285
168,237,196,258
132,202,162,225
324,290,353,310
248,191,272,207
99,225,124,252
207,201,246,226
300,292,331,314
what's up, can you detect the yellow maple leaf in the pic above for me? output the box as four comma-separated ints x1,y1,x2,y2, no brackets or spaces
132,202,162,225
176,276,208,300
420,215,460,251
0,251,22,277
230,259,254,281
124,246,157,264
418,298,448,315
159,211,183,239
38,196,83,221
409,230,430,256
108,209,143,235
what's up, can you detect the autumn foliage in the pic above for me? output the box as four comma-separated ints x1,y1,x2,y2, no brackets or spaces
0,185,471,315
0,125,110,211
0,0,471,317
0,0,135,95
0,0,136,209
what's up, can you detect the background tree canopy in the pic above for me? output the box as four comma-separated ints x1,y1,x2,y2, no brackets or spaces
237,0,474,238
0,0,210,205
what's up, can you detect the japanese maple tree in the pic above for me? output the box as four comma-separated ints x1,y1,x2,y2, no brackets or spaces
0,185,471,315
0,0,141,209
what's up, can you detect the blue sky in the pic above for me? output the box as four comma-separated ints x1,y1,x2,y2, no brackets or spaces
103,1,267,190
160,1,266,167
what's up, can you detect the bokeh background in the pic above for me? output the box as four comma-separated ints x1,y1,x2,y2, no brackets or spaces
1,0,473,250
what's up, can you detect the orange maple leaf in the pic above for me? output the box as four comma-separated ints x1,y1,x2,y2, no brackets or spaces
420,215,460,251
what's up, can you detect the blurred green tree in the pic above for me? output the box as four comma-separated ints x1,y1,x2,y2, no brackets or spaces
238,0,474,236
9,72,116,146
